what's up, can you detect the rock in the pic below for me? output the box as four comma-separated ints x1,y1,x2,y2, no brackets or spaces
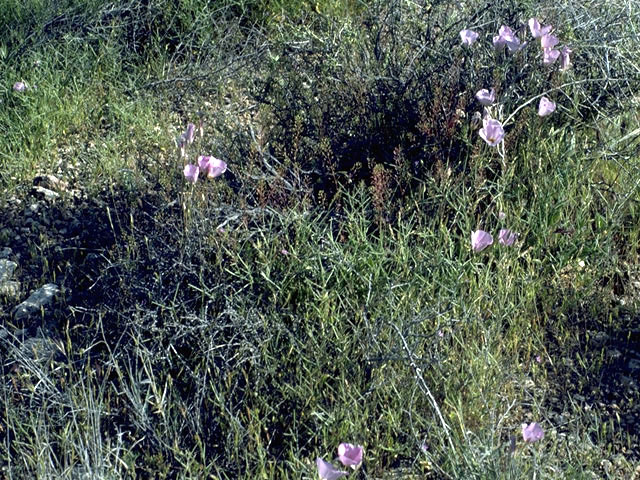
0,257,20,303
0,259,17,282
0,280,20,300
33,173,68,191
32,186,59,201
0,247,12,259
19,335,58,364
593,331,609,346
628,358,640,373
12,283,61,323
607,348,622,361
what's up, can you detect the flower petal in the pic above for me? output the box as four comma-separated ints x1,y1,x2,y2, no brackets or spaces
337,443,363,468
538,97,556,116
316,458,348,480
183,164,199,183
478,119,504,147
498,228,518,246
460,29,479,46
471,230,494,252
522,423,545,443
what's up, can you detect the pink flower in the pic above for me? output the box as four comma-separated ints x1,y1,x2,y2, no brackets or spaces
541,33,559,49
475,88,496,106
13,81,26,92
498,229,518,246
316,458,348,480
479,118,504,147
528,18,552,38
538,97,556,116
337,443,363,469
493,26,522,52
198,155,227,178
460,29,479,46
543,48,561,65
535,355,542,363
522,422,544,443
471,230,493,252
498,211,506,220
559,46,572,71
183,164,199,183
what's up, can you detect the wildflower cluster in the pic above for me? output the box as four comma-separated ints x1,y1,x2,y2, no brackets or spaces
471,228,518,252
462,17,573,149
316,443,363,479
178,121,228,184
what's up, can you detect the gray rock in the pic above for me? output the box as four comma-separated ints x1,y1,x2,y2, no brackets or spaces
628,358,640,373
33,173,68,191
0,247,12,259
32,186,60,201
0,280,20,300
13,283,61,322
19,334,58,363
0,259,17,282
593,331,609,346
607,348,622,361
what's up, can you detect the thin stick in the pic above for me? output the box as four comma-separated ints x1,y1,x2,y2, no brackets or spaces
391,323,456,452
502,77,627,127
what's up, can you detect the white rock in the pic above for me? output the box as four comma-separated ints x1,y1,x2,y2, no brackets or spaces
0,259,17,282
13,283,61,322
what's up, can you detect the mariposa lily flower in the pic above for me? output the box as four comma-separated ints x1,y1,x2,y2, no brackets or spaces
337,443,363,469
543,47,560,65
498,229,518,246
538,97,556,116
316,458,348,480
13,81,26,92
475,88,496,106
522,423,544,443
198,155,227,178
493,25,522,52
460,29,479,46
183,164,199,183
559,46,572,71
528,18,552,38
471,230,493,252
541,33,559,49
479,118,504,147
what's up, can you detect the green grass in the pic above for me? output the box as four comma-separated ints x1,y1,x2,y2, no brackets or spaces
1,0,640,478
